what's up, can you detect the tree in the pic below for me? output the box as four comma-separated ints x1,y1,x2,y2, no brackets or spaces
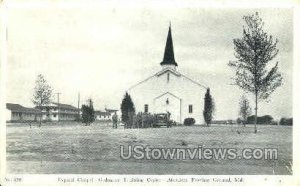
120,92,135,128
229,12,283,133
32,74,53,127
239,95,252,126
203,88,215,126
81,99,95,125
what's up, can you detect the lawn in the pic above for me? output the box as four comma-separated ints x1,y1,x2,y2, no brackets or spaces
6,122,292,174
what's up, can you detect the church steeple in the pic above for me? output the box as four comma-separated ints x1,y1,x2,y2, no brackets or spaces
160,23,178,67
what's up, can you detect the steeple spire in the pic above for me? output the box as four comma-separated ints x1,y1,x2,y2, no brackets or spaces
160,23,178,67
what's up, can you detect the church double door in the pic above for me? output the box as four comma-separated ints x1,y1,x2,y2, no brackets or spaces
153,92,181,123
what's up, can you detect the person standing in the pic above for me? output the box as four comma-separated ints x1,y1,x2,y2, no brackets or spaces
166,111,171,128
112,113,118,129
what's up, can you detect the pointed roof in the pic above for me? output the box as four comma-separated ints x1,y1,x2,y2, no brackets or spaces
160,24,178,66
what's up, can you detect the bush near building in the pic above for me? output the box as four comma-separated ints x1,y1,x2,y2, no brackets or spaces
129,112,177,128
236,118,243,125
184,118,195,126
120,92,135,128
133,112,156,128
247,115,274,125
279,118,293,126
81,104,95,125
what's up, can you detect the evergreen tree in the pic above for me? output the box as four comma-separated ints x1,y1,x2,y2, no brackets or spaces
229,12,282,133
81,98,95,125
88,98,95,123
120,92,135,128
203,88,215,126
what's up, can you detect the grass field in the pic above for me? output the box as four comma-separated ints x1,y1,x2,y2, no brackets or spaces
6,122,292,174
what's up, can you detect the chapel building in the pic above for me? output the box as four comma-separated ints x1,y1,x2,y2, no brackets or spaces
128,25,207,124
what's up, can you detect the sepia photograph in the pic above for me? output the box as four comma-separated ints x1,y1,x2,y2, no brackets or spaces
1,0,299,185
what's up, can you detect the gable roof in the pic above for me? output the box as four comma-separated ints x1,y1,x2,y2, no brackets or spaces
6,103,41,114
180,74,207,89
36,102,78,110
154,92,182,100
160,24,178,67
128,68,207,91
105,108,118,112
156,67,181,77
52,102,78,110
95,110,111,116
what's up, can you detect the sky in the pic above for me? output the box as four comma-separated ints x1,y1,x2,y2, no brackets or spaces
5,3,293,120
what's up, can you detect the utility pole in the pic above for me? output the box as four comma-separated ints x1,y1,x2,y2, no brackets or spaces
56,92,61,122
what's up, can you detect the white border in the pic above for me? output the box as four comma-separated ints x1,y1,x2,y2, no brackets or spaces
1,0,299,185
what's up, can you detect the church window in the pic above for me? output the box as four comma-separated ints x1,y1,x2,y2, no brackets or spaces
189,105,193,113
144,104,149,113
166,98,169,105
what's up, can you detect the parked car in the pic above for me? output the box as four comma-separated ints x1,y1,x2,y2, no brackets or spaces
154,113,172,128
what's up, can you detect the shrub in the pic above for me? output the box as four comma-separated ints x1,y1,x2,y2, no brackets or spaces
120,92,135,128
75,114,81,122
133,112,142,128
184,118,195,126
247,115,274,125
81,104,95,125
203,88,215,126
260,115,274,124
127,111,135,128
236,118,243,125
279,118,293,126
133,112,156,128
169,120,177,126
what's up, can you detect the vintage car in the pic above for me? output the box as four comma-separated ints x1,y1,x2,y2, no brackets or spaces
153,113,172,128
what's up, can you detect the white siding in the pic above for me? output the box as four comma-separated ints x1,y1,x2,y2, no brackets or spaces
6,109,12,121
128,70,206,124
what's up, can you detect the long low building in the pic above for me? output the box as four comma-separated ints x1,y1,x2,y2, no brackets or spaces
7,102,79,122
95,110,111,121
6,103,41,122
7,102,117,122
37,102,79,121
95,108,119,121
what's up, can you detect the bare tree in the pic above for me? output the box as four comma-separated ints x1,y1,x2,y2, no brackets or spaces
32,74,53,127
229,12,283,133
239,95,252,126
